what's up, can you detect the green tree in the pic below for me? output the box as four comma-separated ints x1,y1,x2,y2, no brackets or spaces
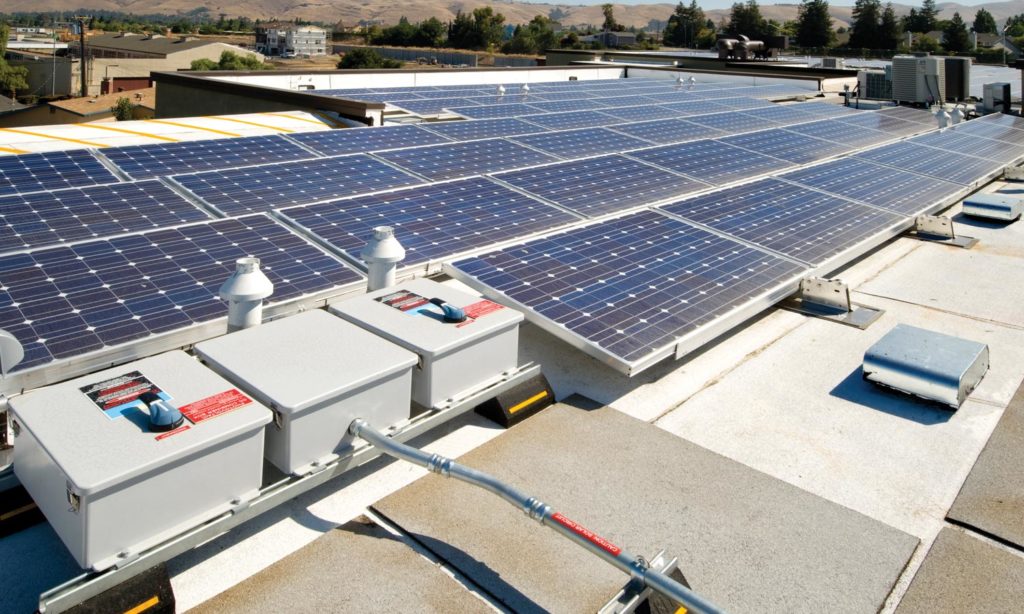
972,8,997,34
848,0,883,49
795,0,834,48
913,34,940,52
943,12,970,52
919,0,939,32
0,23,30,99
110,96,134,121
602,4,620,31
879,3,903,50
337,48,402,69
190,50,272,70
502,15,558,54
413,17,446,47
664,1,707,47
726,1,769,39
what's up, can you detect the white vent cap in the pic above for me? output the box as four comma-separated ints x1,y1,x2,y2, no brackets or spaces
361,226,406,264
219,257,274,302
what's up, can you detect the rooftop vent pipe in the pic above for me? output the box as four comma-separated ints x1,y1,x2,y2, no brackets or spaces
521,83,530,94
219,257,274,332
0,329,24,378
361,226,406,292
496,84,506,96
935,107,950,129
950,105,965,124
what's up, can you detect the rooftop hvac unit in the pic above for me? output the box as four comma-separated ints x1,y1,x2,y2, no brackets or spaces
821,57,844,69
983,82,1011,114
858,69,891,100
944,57,971,102
891,55,946,105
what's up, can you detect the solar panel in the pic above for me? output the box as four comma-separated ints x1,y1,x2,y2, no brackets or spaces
494,155,710,218
909,130,1024,161
685,111,781,135
394,98,480,116
0,215,362,374
597,105,691,122
854,141,1004,185
510,127,651,160
527,99,611,114
528,91,599,102
629,139,794,186
593,95,663,107
713,97,778,110
740,105,822,127
354,92,428,103
878,106,936,125
278,177,578,268
607,118,725,145
785,119,894,149
951,117,1024,143
289,124,452,157
720,128,854,164
420,118,542,141
660,178,905,266
0,181,210,254
102,134,313,180
374,139,559,182
448,209,807,373
778,157,964,216
446,103,546,119
520,110,621,131
837,112,932,137
969,112,1024,132
792,102,865,117
172,154,423,215
0,150,119,196
644,96,721,110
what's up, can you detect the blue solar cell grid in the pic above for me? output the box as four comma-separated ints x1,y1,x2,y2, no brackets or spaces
279,177,578,267
173,154,422,215
494,155,710,218
102,134,313,180
521,111,621,131
421,118,542,141
527,99,609,114
656,100,733,115
0,215,362,372
450,209,806,366
952,118,1024,143
793,103,865,118
447,103,547,119
510,128,651,160
593,95,663,108
598,105,689,122
838,113,930,137
374,139,558,181
0,150,119,196
661,178,905,265
785,119,893,149
630,139,794,186
289,124,452,157
854,141,1004,185
720,128,854,164
607,118,724,145
779,157,963,216
713,97,778,110
741,105,819,126
878,106,936,125
642,93,707,105
0,181,210,254
527,91,598,102
909,130,1024,161
686,111,781,135
395,98,480,116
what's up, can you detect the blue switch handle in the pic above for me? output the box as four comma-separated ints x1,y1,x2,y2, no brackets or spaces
429,298,467,323
139,391,185,433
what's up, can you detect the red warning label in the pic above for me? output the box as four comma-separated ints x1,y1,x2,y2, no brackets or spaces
179,389,251,424
551,512,622,557
155,424,191,441
462,300,504,319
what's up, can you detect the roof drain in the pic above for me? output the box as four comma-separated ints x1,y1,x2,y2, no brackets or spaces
361,226,406,292
219,257,274,332
349,419,724,614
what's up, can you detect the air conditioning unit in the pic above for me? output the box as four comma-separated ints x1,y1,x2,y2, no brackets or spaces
983,82,1011,114
944,57,971,102
821,57,844,69
891,55,946,104
858,69,891,100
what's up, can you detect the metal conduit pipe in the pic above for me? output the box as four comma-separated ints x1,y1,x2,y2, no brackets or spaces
349,419,724,614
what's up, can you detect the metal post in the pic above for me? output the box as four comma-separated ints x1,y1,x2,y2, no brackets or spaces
76,16,88,97
349,419,725,614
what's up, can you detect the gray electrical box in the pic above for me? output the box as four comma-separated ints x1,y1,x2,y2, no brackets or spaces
195,310,417,475
330,279,524,409
9,352,271,570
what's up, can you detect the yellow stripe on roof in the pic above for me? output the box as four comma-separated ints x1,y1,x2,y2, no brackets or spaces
78,123,180,143
144,119,240,137
261,112,328,126
0,127,107,148
0,145,31,155
213,116,294,133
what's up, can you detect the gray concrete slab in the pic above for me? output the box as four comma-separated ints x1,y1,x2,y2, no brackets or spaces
895,527,1024,614
374,400,918,614
189,516,490,613
948,380,1024,548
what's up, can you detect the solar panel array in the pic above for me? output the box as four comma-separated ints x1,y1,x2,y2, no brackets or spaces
102,135,313,180
290,124,452,156
0,150,119,196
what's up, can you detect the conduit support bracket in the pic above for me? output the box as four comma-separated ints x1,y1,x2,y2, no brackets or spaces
907,215,977,249
598,549,683,614
780,277,883,330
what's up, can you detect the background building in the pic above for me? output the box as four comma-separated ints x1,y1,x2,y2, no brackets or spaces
255,23,327,57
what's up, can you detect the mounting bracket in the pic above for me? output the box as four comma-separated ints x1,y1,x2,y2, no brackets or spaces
1003,165,1024,182
907,215,977,249
780,277,884,329
598,549,682,614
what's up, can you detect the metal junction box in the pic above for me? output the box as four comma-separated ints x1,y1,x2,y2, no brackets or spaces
330,279,524,409
863,324,989,409
195,310,417,476
962,193,1023,221
9,352,271,570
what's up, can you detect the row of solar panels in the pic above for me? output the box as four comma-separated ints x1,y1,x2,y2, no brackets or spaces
2,111,1022,384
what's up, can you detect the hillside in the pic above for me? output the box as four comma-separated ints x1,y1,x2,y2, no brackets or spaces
2,0,1021,29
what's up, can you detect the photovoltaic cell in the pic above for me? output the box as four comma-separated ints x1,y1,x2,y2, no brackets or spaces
878,106,936,125
712,97,778,110
394,98,480,116
778,157,963,216
520,110,621,131
660,178,905,265
278,177,577,267
446,103,546,119
494,155,710,218
607,118,724,145
685,111,782,135
420,118,542,141
838,112,931,137
510,127,651,160
0,215,362,373
0,181,210,254
593,94,663,107
630,139,794,185
597,105,691,122
720,128,854,164
785,119,894,149
374,139,558,181
740,105,820,126
909,130,1024,161
854,141,1004,185
792,102,865,118
527,91,598,102
0,150,119,196
172,154,423,215
528,99,616,114
449,209,806,371
289,124,452,157
102,134,313,180
951,118,1024,143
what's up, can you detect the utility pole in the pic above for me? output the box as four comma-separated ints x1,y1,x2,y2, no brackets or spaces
75,15,88,97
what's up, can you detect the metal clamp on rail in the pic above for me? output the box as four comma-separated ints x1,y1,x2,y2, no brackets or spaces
349,419,724,614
